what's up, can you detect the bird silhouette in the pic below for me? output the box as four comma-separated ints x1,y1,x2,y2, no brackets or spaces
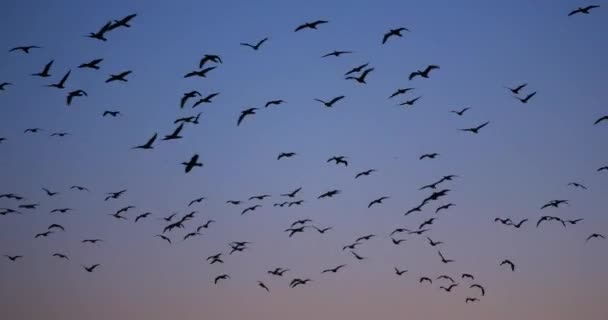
290,278,312,288
388,87,414,99
32,60,54,77
598,166,608,172
391,238,407,245
435,203,455,214
312,226,332,234
135,212,152,222
249,194,271,201
566,218,584,225
87,21,112,41
419,277,432,284
294,20,328,32
4,255,23,261
188,197,205,207
500,259,515,271
9,45,41,53
536,216,566,228
82,264,100,272
34,231,53,238
42,188,59,196
586,233,605,242
567,182,587,190
108,13,137,30
19,203,39,210
50,132,70,137
399,96,422,106
103,111,121,117
277,152,296,160
356,234,375,242
511,219,528,228
460,121,489,134
419,153,439,160
268,268,289,276
192,92,220,108
322,264,346,273
368,196,389,208
382,27,409,44
237,108,258,126
240,37,269,50
265,100,285,108
505,83,527,94
318,190,341,199
71,185,89,192
440,283,458,292
196,220,215,232
437,275,455,282
241,205,261,215
345,63,369,76
466,298,480,303
174,113,202,125
46,70,70,89
568,5,600,16
155,235,171,244
48,224,65,232
409,65,440,80
315,96,345,107
78,58,103,70
451,107,470,116
322,50,352,58
426,237,444,247
180,91,201,108
199,54,222,68
345,67,374,83
514,91,536,103
105,190,127,201
395,267,408,276
355,169,376,179
184,67,217,78
182,154,203,173
438,251,454,264
593,115,608,125
52,253,69,260
541,199,568,209
66,89,87,106
327,156,348,166
226,200,241,205
462,273,475,280
470,284,485,296
350,251,366,260
163,123,185,141
281,187,302,198
258,281,270,292
0,82,12,91
105,70,132,83
132,133,157,150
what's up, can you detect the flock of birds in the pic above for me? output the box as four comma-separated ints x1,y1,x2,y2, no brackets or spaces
1,4,606,306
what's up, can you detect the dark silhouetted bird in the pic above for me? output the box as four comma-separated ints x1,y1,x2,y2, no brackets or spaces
108,13,137,30
42,188,59,196
103,111,121,117
505,83,527,94
346,67,374,83
327,156,348,166
35,231,53,238
395,267,408,276
568,5,600,16
32,60,54,77
87,21,112,41
322,264,346,274
199,54,222,68
180,91,201,108
419,153,439,160
294,20,328,32
192,92,220,108
391,238,406,245
322,50,352,58
500,259,515,271
460,121,489,134
466,298,480,303
9,45,41,53
71,185,89,192
345,63,369,76
258,281,270,292
318,190,341,199
105,190,127,201
399,96,422,107
350,251,366,260
451,107,470,116
278,152,296,160
355,169,376,179
315,96,345,107
226,200,241,205
48,224,65,232
420,277,432,284
78,58,103,70
52,253,69,260
188,197,205,207
265,99,285,108
382,27,409,44
132,133,157,150
281,187,302,198
511,219,528,228
368,196,389,208
241,37,269,50
184,67,216,78
105,70,132,83
568,182,587,190
241,205,262,215
586,233,605,242
470,284,485,296
46,70,70,89
163,123,185,141
388,87,414,99
313,226,332,234
182,154,203,173
0,82,12,91
237,108,257,126
440,283,459,292
83,264,100,272
135,212,152,222
438,251,454,264
249,194,270,201
409,65,440,80
427,237,443,247
514,91,536,103
593,115,608,125
155,235,171,244
541,199,568,209
435,203,455,213
462,273,475,280
356,234,375,242
4,255,22,261
67,89,87,106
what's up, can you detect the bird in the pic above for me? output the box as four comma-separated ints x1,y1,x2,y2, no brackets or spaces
505,83,527,94
240,37,269,50
438,251,454,264
258,281,270,292
4,255,22,261
405,204,424,216
568,5,600,16
355,169,376,179
226,200,241,205
419,277,433,284
312,226,332,234
541,200,569,209
598,166,608,172
593,115,608,125
395,268,408,276
48,224,65,232
327,156,348,166
345,63,369,76
382,27,409,44
52,253,69,260
440,275,458,283
82,239,103,244
108,13,137,30
318,190,341,199
390,228,411,236
399,96,422,106
466,298,480,303
132,133,157,150
32,60,54,77
435,203,455,213
388,88,414,99
294,20,328,32
162,123,185,141
450,107,470,116
322,264,346,274
9,45,41,53
460,121,490,134
18,204,39,210
192,92,220,108
87,21,112,41
188,197,206,207
42,188,59,196
586,233,605,242
461,273,475,280
24,128,42,134
345,67,374,83
322,50,352,58
391,238,406,245
50,132,70,137
342,242,362,251
70,186,89,192
180,91,201,108
426,237,444,247
409,65,440,80
315,96,345,108
78,58,103,70
155,235,171,244
268,268,289,276
183,232,201,241
500,259,515,271
440,284,458,292
184,67,217,78
105,70,132,83
82,264,100,273
105,189,127,201
174,113,202,124
214,274,230,284
470,284,486,296
135,212,152,222
290,278,312,288
536,216,566,228
566,218,584,225
368,196,389,208
568,182,588,190
249,194,271,201
237,108,258,126
265,100,285,108
281,187,302,198
182,154,203,173
514,91,536,103
350,251,366,260
196,220,216,232
0,82,12,91
46,70,70,89
356,234,375,242
288,200,304,207
115,206,135,215
511,219,528,228
419,153,439,160
199,54,222,68
495,217,513,225
419,218,436,230
277,152,296,160
207,253,223,264
102,111,121,117
35,231,53,238
66,89,87,106
241,205,262,215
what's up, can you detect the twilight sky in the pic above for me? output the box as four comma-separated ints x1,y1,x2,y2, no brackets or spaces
1,0,607,319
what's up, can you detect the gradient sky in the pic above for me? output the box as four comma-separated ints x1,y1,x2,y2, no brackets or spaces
1,0,607,319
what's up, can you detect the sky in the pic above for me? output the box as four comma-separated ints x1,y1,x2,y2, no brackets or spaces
0,0,607,319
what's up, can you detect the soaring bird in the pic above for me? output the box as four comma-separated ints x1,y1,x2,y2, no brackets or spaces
0,82,12,91
294,20,328,32
405,203,424,216
312,226,332,234
241,205,261,215
155,235,171,244
265,100,285,108
103,111,121,117
184,67,217,78
399,96,422,106
278,152,296,160
240,37,269,50
419,153,439,160
568,5,600,16
174,113,202,124
71,185,89,191
105,70,132,83
437,275,455,282
46,70,70,89
466,298,480,303
9,45,41,53
135,212,152,222
188,197,206,207
315,96,345,107
514,91,536,103
67,89,87,106
500,259,515,271
163,123,185,141
382,27,409,44
132,133,157,150
390,228,411,236
567,182,587,190
182,154,203,173
82,239,103,244
32,60,54,77
440,283,458,292
409,65,440,80
470,284,486,296
237,108,258,126
50,208,72,214
327,156,348,166
196,220,215,232
249,194,271,201
388,87,414,99
593,115,608,125
368,196,389,208
226,200,241,205
419,218,436,230
87,21,112,41
541,200,569,209
42,188,59,196
426,237,444,247
350,251,366,260
460,121,489,134
355,169,376,179
419,277,433,284
505,83,527,95
19,204,39,209
342,242,362,251
105,189,127,201
511,219,528,228
322,264,346,274
598,166,608,172
391,238,407,245
586,233,605,242
83,264,100,272
199,54,222,68
322,50,352,58
4,255,23,261
346,67,374,83
451,107,470,116
48,224,65,232
318,190,341,199
395,267,408,276
268,268,289,276
536,216,566,228
192,92,220,108
50,132,70,137
345,63,369,76
258,281,270,292
435,203,455,213
461,273,475,280
290,278,312,288
108,13,137,30
78,58,103,70
35,231,53,238
180,91,201,108
24,128,42,133
281,187,302,198
52,253,69,260
438,251,454,264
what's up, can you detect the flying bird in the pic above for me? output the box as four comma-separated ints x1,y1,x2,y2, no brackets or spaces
48,224,65,232
345,63,369,76
514,91,536,103
249,194,271,201
541,200,569,209
322,50,352,58
0,82,12,91
105,189,127,201
350,251,366,260
4,255,22,261
199,54,222,68
567,182,587,190
258,281,270,292
155,235,171,244
135,212,152,222
46,70,70,89
237,108,258,126
426,237,444,247
281,187,302,198
78,58,103,70
462,273,475,280
294,20,328,32
192,92,220,108
87,21,112,41
9,45,41,53
388,87,414,99
83,264,100,273
327,156,348,166
395,268,408,276
382,27,409,44
460,121,489,134
42,188,59,196
568,5,600,16
345,67,374,83
163,123,185,141
409,65,440,80
132,133,157,150
505,83,527,94
500,259,515,271
188,197,206,207
399,96,422,106
355,169,376,179
241,205,262,215
105,70,132,83
470,284,486,296
435,203,455,213
180,91,201,108
240,37,269,50
322,264,346,274
440,283,458,292
451,107,470,116
438,251,454,264
466,298,480,303
419,277,432,284
277,152,296,160
67,89,87,106
32,60,54,77
315,96,345,108
391,238,407,245
419,153,439,160
586,233,605,242
182,154,203,173
52,253,69,260
103,111,121,117
265,100,285,108
108,13,137,30
184,67,217,78
593,115,608,125
318,190,341,199
368,196,389,208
